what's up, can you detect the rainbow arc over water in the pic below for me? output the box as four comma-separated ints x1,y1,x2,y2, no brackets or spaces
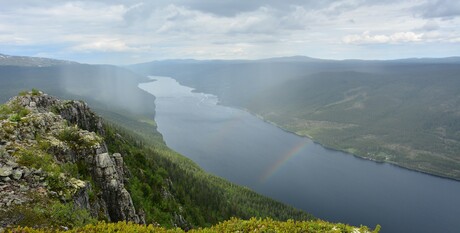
259,140,311,182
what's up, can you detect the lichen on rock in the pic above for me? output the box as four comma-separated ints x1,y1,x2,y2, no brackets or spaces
0,90,143,228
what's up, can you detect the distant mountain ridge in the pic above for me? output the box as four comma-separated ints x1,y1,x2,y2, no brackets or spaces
132,55,460,65
0,53,78,67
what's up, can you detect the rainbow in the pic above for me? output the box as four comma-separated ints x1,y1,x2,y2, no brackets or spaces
260,139,311,183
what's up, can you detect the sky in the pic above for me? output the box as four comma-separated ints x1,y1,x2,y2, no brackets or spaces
0,0,459,64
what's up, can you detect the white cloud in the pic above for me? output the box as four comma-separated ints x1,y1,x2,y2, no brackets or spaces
343,31,424,44
18,2,127,22
0,0,459,63
71,39,136,52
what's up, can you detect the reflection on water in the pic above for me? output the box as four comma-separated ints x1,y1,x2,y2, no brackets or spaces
139,76,460,233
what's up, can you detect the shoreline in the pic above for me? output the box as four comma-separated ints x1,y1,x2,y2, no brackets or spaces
149,76,460,183
214,102,460,183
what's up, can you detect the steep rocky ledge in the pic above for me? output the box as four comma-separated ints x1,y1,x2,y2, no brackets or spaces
0,91,144,228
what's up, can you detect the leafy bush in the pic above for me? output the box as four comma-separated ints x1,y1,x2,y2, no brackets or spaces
57,126,82,144
56,126,101,150
8,218,380,232
50,105,61,114
1,197,96,230
16,148,55,170
31,88,41,96
48,201,96,228
36,137,52,151
19,90,29,96
0,102,30,121
46,172,67,194
61,162,79,177
18,107,31,117
8,113,21,122
0,104,13,120
15,148,70,195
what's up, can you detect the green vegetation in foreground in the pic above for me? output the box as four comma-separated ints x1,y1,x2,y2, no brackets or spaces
8,218,380,233
1,195,96,229
0,94,100,228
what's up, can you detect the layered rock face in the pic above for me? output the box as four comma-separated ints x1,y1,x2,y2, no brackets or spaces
0,91,143,225
91,152,139,222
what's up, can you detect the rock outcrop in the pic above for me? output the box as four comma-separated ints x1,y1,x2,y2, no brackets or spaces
0,91,144,226
89,152,140,222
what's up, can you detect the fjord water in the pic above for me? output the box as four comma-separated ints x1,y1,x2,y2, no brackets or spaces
139,77,460,233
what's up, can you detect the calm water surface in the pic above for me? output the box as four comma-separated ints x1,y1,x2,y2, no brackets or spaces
139,76,460,233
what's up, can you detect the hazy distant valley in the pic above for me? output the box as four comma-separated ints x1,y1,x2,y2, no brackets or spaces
130,57,460,181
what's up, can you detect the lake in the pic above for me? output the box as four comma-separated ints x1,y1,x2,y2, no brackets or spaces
139,76,460,233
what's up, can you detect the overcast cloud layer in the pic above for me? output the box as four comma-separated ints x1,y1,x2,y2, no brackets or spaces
0,0,459,64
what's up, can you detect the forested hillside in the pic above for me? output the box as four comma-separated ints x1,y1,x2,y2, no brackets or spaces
103,111,313,227
130,58,460,180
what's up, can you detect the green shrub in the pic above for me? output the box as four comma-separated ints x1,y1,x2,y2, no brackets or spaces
15,148,71,195
16,148,62,176
57,126,102,150
61,162,79,177
1,197,96,230
8,218,380,232
46,172,69,198
50,105,60,114
0,104,13,120
49,202,97,228
19,90,29,96
58,127,81,142
18,107,30,117
37,137,52,151
1,101,30,121
31,88,41,96
58,126,82,144
8,113,21,122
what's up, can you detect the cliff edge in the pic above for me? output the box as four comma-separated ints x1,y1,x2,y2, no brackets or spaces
0,90,143,229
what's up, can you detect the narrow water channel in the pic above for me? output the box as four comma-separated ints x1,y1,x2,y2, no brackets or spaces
139,76,460,233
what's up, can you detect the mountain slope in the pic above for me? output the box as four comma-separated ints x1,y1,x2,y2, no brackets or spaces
0,91,316,230
0,64,155,118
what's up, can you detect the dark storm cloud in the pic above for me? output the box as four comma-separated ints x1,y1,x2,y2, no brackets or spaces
415,0,460,18
181,0,335,16
116,0,338,17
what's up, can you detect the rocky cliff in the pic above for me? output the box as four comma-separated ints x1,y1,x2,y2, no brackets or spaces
0,90,144,228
